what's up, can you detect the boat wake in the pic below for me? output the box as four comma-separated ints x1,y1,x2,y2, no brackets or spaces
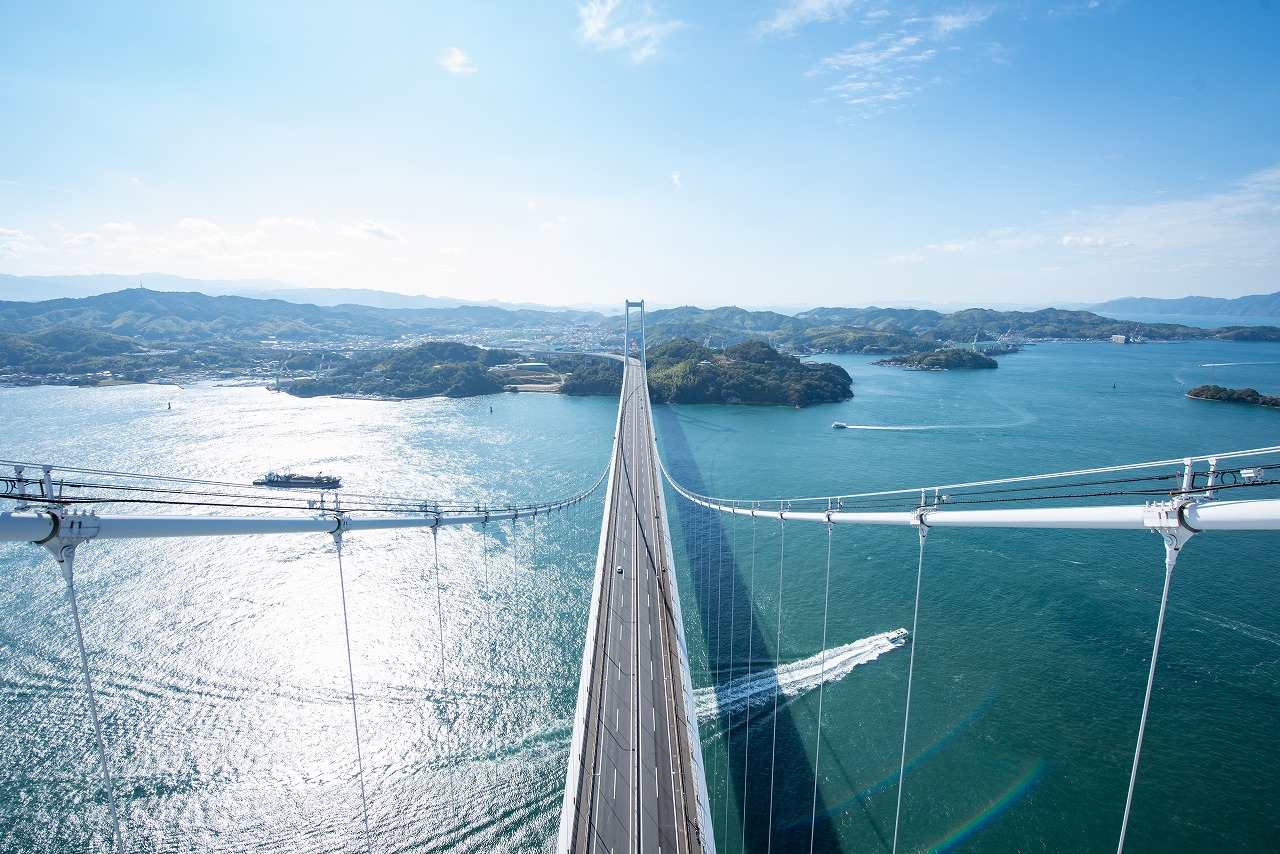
695,629,907,722
835,424,954,431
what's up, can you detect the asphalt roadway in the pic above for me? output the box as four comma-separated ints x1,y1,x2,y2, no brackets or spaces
569,359,705,854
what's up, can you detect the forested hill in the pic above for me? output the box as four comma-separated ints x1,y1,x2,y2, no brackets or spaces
644,304,1264,351
1186,385,1280,409
0,288,604,343
3,289,1277,357
288,342,522,399
1094,290,1280,318
792,306,1208,341
646,338,852,406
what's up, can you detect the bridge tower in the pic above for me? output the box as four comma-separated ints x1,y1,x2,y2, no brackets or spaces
623,299,645,366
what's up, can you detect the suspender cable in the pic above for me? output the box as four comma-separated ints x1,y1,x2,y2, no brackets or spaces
482,520,499,787
767,512,786,854
892,519,928,854
332,531,373,853
428,526,459,815
707,503,713,673
1117,538,1182,853
430,528,448,689
724,501,739,843
742,503,758,854
809,511,835,851
714,499,725,829
61,554,125,854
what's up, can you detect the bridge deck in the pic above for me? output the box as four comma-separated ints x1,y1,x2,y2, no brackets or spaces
562,360,707,853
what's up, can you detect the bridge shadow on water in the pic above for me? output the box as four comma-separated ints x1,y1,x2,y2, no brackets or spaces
653,405,844,854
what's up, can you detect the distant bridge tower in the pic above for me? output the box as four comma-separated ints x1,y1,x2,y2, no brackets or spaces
623,300,645,366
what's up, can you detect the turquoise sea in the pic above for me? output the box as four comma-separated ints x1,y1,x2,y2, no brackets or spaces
2,339,1279,852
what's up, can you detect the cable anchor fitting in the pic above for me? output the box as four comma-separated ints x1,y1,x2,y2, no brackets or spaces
1142,497,1198,571
327,499,348,546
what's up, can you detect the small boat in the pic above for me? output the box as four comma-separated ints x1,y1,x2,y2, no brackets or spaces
253,472,342,489
831,422,848,429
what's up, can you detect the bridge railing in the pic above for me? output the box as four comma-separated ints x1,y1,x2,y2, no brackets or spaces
556,356,631,853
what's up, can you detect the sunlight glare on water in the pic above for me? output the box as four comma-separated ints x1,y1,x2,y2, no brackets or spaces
1,382,613,853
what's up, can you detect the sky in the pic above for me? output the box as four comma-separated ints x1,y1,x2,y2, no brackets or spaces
1,0,1278,310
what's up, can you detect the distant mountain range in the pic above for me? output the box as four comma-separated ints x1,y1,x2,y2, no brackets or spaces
0,287,604,344
1092,290,1280,317
16,273,1279,317
0,273,623,314
5,288,1277,356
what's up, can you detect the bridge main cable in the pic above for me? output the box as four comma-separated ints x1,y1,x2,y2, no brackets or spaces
658,449,1280,533
0,465,607,543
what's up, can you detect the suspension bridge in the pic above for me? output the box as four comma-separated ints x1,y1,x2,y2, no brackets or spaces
3,300,1280,853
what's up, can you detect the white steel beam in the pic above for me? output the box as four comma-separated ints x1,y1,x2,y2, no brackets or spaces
670,496,1280,532
0,499,589,544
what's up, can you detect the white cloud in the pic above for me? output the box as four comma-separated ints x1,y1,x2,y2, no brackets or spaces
60,232,101,247
101,221,136,232
931,7,993,37
0,227,39,258
441,47,477,74
179,217,224,235
799,6,1000,116
339,219,403,241
578,0,683,62
1049,0,1108,17
815,29,943,114
258,217,320,230
136,219,347,273
820,36,934,76
1061,235,1108,248
670,171,682,191
757,0,863,37
888,164,1280,289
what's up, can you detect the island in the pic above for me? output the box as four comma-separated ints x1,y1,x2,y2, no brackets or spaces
644,338,852,406
559,339,854,406
1186,385,1280,409
288,342,522,399
872,348,998,370
557,358,625,396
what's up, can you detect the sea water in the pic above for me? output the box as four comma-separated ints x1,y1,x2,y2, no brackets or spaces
2,339,1279,852
659,340,1280,853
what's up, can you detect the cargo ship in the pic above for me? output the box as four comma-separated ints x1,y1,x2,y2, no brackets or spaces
253,472,342,489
